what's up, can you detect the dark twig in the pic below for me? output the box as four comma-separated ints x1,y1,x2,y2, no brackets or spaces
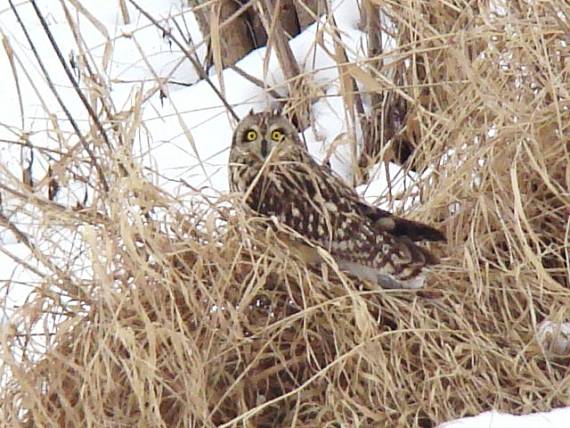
0,212,76,294
0,138,66,157
230,65,283,100
170,13,209,84
128,0,239,121
0,181,109,226
8,0,110,193
57,0,115,138
32,0,113,152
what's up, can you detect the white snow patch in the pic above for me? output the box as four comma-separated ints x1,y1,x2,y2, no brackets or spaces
440,408,570,428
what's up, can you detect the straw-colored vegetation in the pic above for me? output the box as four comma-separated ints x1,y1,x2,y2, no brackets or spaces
1,0,568,427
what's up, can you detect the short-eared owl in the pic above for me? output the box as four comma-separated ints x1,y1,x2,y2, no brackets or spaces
229,111,445,289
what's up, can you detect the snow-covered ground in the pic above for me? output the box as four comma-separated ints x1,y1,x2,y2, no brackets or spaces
0,1,567,426
441,408,570,428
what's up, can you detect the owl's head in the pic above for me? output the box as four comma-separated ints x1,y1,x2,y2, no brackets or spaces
231,110,300,160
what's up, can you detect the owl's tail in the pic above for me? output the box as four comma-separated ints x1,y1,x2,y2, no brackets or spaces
358,202,446,242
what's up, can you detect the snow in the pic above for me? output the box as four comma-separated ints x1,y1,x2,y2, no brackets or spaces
440,408,570,428
0,0,567,425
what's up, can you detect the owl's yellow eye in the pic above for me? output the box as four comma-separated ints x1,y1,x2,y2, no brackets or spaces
270,130,283,141
245,130,257,142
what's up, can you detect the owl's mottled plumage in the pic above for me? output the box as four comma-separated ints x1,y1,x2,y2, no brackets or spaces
229,111,445,289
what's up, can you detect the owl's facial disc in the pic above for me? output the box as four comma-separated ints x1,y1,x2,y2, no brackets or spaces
233,112,294,162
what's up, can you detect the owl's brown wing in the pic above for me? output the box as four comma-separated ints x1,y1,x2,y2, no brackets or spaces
305,158,446,243
355,201,446,242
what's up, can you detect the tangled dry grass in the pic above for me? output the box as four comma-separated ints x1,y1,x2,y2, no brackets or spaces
1,1,569,427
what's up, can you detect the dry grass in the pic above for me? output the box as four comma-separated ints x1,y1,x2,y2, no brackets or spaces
1,1,569,427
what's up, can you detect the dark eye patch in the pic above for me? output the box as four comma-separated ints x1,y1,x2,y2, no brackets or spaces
243,129,258,142
271,128,285,141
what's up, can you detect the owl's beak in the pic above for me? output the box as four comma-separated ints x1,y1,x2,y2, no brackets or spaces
260,139,268,158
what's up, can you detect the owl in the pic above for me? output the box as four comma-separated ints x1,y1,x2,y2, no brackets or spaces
229,110,445,289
